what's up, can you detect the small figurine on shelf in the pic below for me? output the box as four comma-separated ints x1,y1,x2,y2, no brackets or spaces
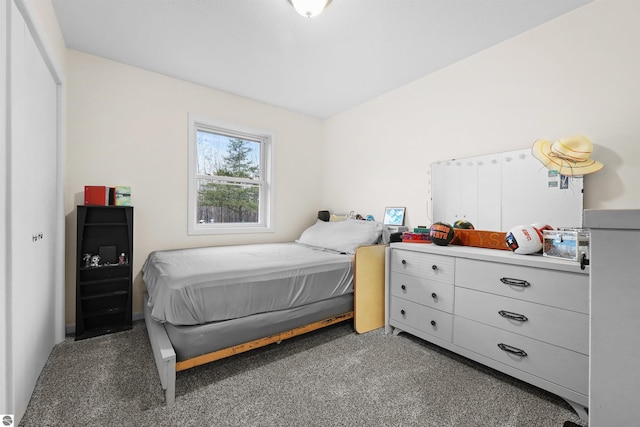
90,254,101,267
82,253,92,268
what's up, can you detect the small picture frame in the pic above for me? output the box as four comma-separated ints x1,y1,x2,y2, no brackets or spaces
383,207,406,226
98,245,117,265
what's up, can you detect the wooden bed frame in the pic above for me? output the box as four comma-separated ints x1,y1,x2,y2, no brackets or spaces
144,244,386,406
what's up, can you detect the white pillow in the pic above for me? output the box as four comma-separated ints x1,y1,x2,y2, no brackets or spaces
296,219,383,254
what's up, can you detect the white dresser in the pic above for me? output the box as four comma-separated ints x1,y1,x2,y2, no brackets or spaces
584,209,640,427
385,243,589,421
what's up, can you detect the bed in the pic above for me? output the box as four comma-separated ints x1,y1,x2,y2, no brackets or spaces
142,218,387,405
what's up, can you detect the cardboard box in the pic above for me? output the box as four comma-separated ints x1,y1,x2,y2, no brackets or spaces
543,229,589,262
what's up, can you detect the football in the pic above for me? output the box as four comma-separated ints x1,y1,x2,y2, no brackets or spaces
505,225,543,254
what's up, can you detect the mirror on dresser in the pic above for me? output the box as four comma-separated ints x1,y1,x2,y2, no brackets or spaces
431,148,584,231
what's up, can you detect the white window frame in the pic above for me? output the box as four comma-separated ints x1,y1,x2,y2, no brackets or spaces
188,114,274,235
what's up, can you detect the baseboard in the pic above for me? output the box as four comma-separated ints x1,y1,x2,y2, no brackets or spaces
65,312,144,336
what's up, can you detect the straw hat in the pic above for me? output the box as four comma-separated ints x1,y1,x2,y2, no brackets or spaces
531,135,603,176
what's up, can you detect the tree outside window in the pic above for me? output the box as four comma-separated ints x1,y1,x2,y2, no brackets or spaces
188,115,273,234
197,132,260,224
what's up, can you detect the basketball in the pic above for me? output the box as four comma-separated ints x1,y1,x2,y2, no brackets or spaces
453,219,475,230
505,225,543,254
430,222,455,246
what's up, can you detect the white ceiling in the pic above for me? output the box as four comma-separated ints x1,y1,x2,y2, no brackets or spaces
52,0,592,119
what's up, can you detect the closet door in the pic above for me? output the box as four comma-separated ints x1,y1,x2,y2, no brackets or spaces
9,2,59,421
0,0,8,414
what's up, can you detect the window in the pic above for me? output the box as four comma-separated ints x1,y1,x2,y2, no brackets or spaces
188,114,273,234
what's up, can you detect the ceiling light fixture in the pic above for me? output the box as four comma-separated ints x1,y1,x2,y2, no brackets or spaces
291,0,331,18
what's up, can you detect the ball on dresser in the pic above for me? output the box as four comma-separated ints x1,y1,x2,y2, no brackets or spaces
453,219,475,230
505,224,543,254
429,222,455,246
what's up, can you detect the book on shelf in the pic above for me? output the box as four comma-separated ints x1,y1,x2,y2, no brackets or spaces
115,186,131,206
84,185,131,206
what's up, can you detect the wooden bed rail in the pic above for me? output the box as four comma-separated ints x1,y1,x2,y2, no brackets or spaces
176,311,354,371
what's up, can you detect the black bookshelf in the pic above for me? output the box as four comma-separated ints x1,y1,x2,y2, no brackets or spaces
75,205,133,340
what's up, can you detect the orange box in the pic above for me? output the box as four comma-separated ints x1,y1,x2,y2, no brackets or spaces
450,229,509,251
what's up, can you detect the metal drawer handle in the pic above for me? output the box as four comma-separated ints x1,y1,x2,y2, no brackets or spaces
401,259,407,265
400,309,406,315
432,264,438,271
430,320,436,327
431,292,437,299
500,277,531,288
498,343,528,357
401,284,406,291
498,310,528,322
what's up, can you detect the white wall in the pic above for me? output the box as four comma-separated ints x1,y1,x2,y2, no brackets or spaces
64,51,325,323
62,0,640,322
322,0,640,229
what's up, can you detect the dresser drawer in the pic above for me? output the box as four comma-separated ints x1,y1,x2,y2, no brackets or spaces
455,258,588,313
390,297,453,342
455,287,588,354
454,317,588,395
390,249,454,284
390,272,454,313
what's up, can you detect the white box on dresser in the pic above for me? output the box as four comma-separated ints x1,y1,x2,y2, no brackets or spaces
385,243,589,422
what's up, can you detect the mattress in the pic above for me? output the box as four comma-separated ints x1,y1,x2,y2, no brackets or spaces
142,243,354,325
164,294,353,361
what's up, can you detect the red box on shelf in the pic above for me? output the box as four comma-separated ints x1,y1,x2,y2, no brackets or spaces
84,186,109,206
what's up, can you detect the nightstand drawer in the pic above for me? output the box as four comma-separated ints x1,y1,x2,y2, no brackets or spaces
454,317,588,395
390,297,453,342
455,287,588,354
390,249,454,284
455,258,588,313
390,272,454,313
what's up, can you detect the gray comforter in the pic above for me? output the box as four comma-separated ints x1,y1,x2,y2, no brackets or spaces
142,243,354,325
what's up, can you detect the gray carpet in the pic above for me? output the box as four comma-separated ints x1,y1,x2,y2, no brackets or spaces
20,321,587,426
